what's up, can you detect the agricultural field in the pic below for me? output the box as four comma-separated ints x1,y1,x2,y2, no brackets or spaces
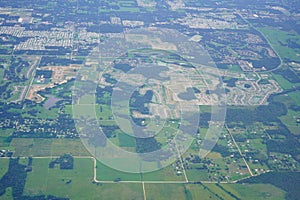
9,138,91,157
220,183,286,200
258,27,300,63
0,158,9,178
23,158,144,200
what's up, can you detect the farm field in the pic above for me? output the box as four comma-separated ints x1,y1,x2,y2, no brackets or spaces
9,138,91,157
23,157,144,200
220,183,286,200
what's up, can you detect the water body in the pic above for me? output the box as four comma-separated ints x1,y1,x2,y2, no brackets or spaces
44,95,62,110
177,87,197,101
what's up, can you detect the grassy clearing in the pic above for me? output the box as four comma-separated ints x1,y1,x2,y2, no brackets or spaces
0,68,5,82
118,132,136,147
95,158,184,182
10,138,34,157
288,91,300,106
272,74,295,90
66,103,113,119
221,183,286,200
272,91,300,135
186,168,209,181
259,27,300,62
145,183,186,200
31,138,52,156
142,165,185,181
218,183,241,199
0,129,13,148
24,158,50,195
185,184,220,200
63,105,72,115
51,139,90,156
204,183,237,200
96,160,142,181
0,158,9,178
0,129,14,137
1,187,13,199
97,104,113,120
280,109,300,135
10,138,90,157
21,105,59,119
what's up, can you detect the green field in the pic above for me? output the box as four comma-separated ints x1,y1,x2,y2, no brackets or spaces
144,182,285,200
0,68,4,82
1,187,13,200
10,138,91,157
96,160,142,181
0,158,9,178
259,27,300,63
22,104,59,119
24,158,144,200
98,0,140,12
271,90,300,136
280,109,300,135
144,183,187,200
24,158,51,195
272,74,295,90
118,132,136,147
186,184,225,200
186,168,209,181
0,129,13,148
221,183,286,200
95,158,187,182
142,165,185,181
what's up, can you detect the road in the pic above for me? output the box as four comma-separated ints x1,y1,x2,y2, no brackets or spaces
174,140,189,183
225,124,254,176
23,56,41,101
235,11,283,73
142,181,147,200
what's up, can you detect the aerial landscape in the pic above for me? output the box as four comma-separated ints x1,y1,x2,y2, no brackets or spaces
0,0,299,199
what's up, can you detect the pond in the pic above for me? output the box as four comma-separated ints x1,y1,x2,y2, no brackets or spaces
43,95,63,110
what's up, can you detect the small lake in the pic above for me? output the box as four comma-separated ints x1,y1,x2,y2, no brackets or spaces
44,95,63,110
